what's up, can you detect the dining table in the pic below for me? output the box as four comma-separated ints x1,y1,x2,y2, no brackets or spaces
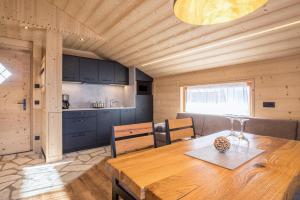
106,130,300,200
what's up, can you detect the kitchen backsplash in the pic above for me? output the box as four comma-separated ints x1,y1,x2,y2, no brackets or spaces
62,83,127,108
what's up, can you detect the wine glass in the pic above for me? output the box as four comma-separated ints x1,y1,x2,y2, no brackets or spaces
225,115,238,138
237,117,250,145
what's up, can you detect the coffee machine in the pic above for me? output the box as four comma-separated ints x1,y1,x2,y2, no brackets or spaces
62,94,70,109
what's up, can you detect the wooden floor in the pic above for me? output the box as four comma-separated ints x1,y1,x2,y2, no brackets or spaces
24,158,112,200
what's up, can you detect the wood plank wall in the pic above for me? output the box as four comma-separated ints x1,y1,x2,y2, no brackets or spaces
153,55,300,122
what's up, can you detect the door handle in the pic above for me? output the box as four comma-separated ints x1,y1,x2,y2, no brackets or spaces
17,98,26,111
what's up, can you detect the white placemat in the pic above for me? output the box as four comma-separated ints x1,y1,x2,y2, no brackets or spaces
185,145,265,170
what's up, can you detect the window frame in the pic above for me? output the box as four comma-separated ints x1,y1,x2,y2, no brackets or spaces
181,79,255,117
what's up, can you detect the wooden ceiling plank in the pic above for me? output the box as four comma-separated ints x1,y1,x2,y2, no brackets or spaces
94,0,144,35
107,16,181,60
112,0,299,64
148,39,300,76
98,1,172,57
141,26,300,71
152,48,300,77
99,0,169,42
121,3,300,66
84,0,123,29
74,0,103,24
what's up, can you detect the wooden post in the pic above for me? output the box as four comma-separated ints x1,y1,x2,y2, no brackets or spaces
32,39,43,153
42,30,62,162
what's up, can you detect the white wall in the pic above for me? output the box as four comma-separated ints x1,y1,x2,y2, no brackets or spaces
62,83,126,108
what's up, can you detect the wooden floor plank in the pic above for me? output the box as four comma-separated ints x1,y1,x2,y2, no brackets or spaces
24,158,112,200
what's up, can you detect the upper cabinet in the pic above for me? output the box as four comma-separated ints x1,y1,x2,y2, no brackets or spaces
62,55,80,82
62,54,129,85
80,58,98,83
136,68,153,82
114,62,129,85
98,60,115,84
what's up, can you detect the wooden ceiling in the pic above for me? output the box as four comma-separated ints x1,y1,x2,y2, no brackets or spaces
4,0,300,77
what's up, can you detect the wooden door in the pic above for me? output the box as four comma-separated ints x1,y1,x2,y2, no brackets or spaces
0,48,31,155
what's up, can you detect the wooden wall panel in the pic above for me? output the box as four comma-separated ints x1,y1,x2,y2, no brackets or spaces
41,30,62,162
153,55,300,122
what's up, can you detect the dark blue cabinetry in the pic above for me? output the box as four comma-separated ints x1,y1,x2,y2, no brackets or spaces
80,58,98,83
63,54,128,85
97,109,120,146
114,62,129,85
98,60,115,84
135,95,153,123
62,55,80,82
63,111,97,153
120,109,136,125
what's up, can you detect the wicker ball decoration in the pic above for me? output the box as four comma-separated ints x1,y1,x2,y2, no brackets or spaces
214,136,231,153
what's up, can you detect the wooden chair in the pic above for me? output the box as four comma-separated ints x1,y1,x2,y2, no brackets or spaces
110,122,156,200
165,118,196,144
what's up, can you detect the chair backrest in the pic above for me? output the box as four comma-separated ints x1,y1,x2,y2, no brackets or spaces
111,122,156,158
165,118,195,144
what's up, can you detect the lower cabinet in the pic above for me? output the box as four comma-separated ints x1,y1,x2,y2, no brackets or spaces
63,107,150,153
63,131,97,153
120,108,136,125
97,109,120,146
63,111,97,153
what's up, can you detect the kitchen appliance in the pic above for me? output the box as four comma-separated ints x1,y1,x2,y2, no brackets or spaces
62,94,70,109
137,81,152,95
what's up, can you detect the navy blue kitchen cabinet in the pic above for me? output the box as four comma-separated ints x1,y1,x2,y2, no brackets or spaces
120,108,136,125
80,57,98,83
63,111,97,153
62,55,80,82
136,68,153,82
97,109,120,146
63,54,129,85
135,95,153,123
114,62,129,85
98,60,115,84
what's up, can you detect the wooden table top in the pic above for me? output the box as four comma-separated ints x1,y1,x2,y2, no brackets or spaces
106,131,300,200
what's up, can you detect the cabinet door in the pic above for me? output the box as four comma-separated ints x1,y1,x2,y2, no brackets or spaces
97,109,120,146
135,95,153,123
80,58,98,83
114,62,129,85
63,131,97,153
120,109,136,125
63,55,80,81
136,68,153,82
98,60,114,84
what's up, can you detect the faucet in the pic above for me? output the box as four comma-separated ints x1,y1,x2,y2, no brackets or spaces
110,99,119,108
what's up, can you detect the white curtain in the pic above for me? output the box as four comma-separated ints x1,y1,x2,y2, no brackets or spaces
186,82,250,116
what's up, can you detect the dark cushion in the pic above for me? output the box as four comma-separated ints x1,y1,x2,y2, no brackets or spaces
244,118,297,140
176,112,205,136
201,114,240,136
297,121,300,140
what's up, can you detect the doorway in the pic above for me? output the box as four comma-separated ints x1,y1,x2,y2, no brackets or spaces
0,47,31,155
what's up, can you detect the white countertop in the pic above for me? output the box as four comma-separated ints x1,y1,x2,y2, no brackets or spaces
63,107,136,111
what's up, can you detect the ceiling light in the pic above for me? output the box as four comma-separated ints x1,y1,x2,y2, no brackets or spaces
24,26,29,29
80,38,84,41
173,0,268,25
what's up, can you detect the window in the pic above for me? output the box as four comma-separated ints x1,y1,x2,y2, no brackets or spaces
185,82,251,116
0,63,12,84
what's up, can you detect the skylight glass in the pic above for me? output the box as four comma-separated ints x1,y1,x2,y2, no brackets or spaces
0,63,12,84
